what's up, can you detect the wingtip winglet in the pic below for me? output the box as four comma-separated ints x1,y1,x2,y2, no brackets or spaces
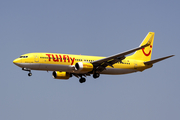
140,32,155,48
146,32,155,46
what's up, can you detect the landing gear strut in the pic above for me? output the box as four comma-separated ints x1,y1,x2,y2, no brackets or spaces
79,77,86,83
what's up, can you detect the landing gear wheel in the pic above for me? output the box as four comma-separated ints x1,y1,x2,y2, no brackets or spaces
79,78,86,83
28,73,32,76
93,73,100,78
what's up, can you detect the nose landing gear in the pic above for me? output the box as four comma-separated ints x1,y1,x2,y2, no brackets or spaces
28,72,32,76
22,68,32,77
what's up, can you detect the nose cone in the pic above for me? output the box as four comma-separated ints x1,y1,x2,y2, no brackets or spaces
13,58,22,65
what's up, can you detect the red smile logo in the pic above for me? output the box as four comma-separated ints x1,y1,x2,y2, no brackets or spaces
142,45,152,56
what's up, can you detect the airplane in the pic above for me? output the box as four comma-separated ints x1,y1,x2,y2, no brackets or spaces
13,32,174,83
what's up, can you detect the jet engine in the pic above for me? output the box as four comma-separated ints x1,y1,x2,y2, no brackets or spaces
52,71,71,79
75,62,93,72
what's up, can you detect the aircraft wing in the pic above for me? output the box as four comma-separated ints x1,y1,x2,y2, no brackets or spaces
92,38,152,72
144,55,174,65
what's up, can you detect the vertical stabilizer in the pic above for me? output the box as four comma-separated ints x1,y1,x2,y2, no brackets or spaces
128,32,155,61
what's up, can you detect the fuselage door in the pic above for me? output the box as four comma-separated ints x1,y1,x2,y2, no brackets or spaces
34,54,39,62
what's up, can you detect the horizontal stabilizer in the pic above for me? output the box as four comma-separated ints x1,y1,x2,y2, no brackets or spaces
144,55,174,65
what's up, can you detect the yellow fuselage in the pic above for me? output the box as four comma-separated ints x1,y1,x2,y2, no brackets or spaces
13,52,152,75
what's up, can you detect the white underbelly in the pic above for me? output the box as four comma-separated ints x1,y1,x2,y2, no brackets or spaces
101,68,137,75
19,63,137,75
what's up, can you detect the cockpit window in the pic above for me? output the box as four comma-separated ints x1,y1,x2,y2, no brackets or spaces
20,56,28,58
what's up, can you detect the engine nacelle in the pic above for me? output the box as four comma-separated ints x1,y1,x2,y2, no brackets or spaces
75,62,93,72
52,71,71,79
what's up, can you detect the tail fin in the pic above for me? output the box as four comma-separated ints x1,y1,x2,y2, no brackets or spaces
129,32,155,61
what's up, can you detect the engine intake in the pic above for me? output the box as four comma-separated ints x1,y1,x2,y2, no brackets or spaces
52,71,71,79
75,62,93,72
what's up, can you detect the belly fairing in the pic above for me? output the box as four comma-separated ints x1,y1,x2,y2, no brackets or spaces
100,68,137,75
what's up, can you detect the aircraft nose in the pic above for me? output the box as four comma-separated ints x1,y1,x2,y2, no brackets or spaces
13,58,21,65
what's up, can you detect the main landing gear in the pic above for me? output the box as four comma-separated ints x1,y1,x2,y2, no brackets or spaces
93,73,100,79
79,77,86,83
79,73,100,83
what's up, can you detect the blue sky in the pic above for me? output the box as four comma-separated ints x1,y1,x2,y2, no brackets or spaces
0,0,179,120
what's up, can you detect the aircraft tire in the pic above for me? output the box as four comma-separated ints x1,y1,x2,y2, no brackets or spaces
79,78,86,83
28,73,32,76
93,73,100,78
